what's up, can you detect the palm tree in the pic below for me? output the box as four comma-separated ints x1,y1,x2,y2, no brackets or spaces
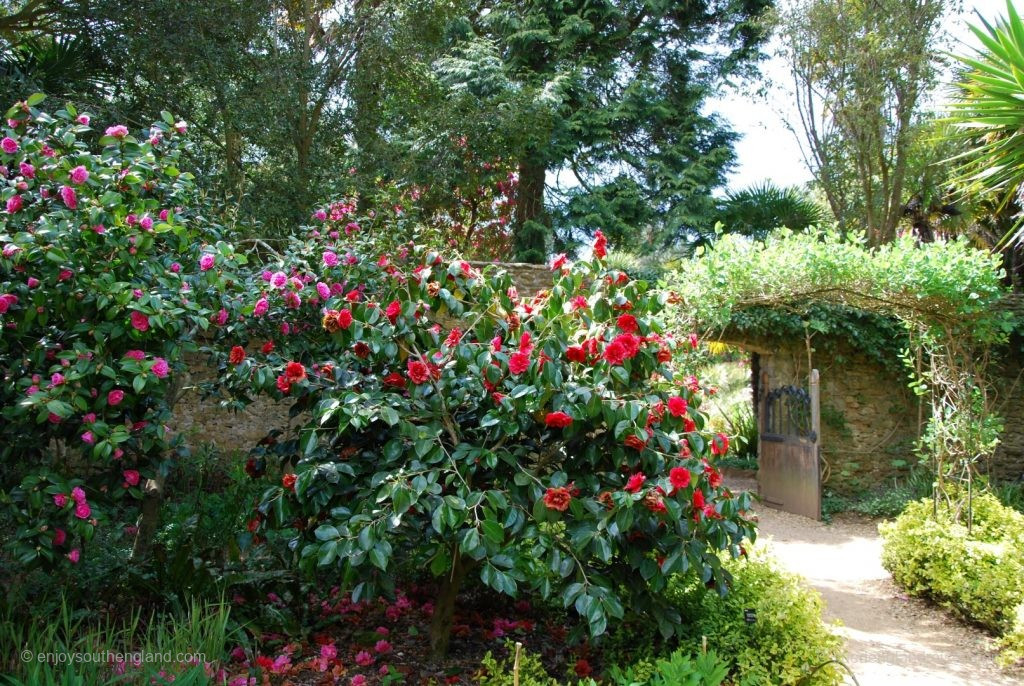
714,181,828,240
946,0,1024,246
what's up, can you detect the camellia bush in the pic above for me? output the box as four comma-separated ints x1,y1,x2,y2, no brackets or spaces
0,95,232,567
205,213,757,658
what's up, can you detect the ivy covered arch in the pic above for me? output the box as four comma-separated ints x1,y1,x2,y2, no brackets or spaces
666,229,1013,508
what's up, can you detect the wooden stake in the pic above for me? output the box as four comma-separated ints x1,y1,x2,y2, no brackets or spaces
513,641,522,686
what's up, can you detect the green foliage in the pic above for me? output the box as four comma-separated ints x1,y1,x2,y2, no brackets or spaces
713,182,829,240
667,553,845,685
880,492,1024,664
669,229,1010,342
474,641,558,685
0,596,234,684
822,469,934,520
601,649,730,686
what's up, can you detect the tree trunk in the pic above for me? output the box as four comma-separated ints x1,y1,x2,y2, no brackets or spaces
131,475,164,559
514,155,548,263
428,550,471,660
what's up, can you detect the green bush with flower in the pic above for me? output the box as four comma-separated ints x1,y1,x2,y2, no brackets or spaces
205,211,757,658
0,95,233,567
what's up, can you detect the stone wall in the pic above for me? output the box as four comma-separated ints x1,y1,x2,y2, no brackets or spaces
737,336,923,494
724,330,1024,494
169,261,557,454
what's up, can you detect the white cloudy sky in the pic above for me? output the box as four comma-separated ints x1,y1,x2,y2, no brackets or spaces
715,0,1015,191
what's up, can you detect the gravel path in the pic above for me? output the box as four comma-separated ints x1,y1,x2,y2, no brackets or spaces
730,478,1022,686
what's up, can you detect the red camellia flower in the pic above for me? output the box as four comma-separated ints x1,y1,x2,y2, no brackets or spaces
508,351,530,375
602,340,626,365
382,372,405,388
566,345,587,363
711,433,729,456
692,488,705,510
406,359,431,384
285,361,306,382
684,417,697,433
550,253,568,270
669,467,691,492
353,341,371,358
657,345,672,363
542,486,572,511
616,314,638,333
624,434,647,451
593,229,608,258
275,375,292,393
229,345,245,365
545,411,573,428
282,473,297,491
337,308,353,329
613,333,640,359
668,396,687,417
261,340,274,354
444,327,462,348
574,659,592,678
623,472,646,493
385,300,401,324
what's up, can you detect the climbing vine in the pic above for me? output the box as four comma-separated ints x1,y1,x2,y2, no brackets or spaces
666,229,1014,516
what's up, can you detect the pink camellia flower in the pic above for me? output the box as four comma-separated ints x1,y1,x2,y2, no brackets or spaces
27,277,39,288
69,166,89,184
374,640,392,654
199,254,215,271
74,501,91,519
58,269,73,281
19,161,33,178
316,282,331,300
313,209,327,221
67,549,80,563
323,251,339,267
170,262,181,273
124,349,145,360
1,136,18,154
151,357,169,378
354,651,373,667
113,448,124,459
149,134,161,146
105,125,129,138
126,214,137,226
351,676,367,686
283,291,301,309
130,310,150,332
174,120,187,134
139,214,153,231
123,470,140,487
82,413,96,424
26,385,38,395
2,243,19,257
5,195,22,213
53,528,66,546
270,271,287,289
215,308,228,325
159,208,169,221
92,224,106,234
41,144,55,157
253,297,269,317
77,114,90,125
108,389,124,406
51,372,64,386
59,185,77,209
71,486,86,502
53,493,68,508
81,431,95,445
48,412,62,423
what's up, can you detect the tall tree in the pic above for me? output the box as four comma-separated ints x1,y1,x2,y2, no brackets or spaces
782,0,948,245
429,0,772,262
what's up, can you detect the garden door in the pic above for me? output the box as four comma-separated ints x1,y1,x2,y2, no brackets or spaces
757,369,821,520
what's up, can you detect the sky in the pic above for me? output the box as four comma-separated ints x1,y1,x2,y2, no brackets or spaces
715,0,1015,192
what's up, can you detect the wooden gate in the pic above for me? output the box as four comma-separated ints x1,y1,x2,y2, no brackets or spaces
757,369,821,520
